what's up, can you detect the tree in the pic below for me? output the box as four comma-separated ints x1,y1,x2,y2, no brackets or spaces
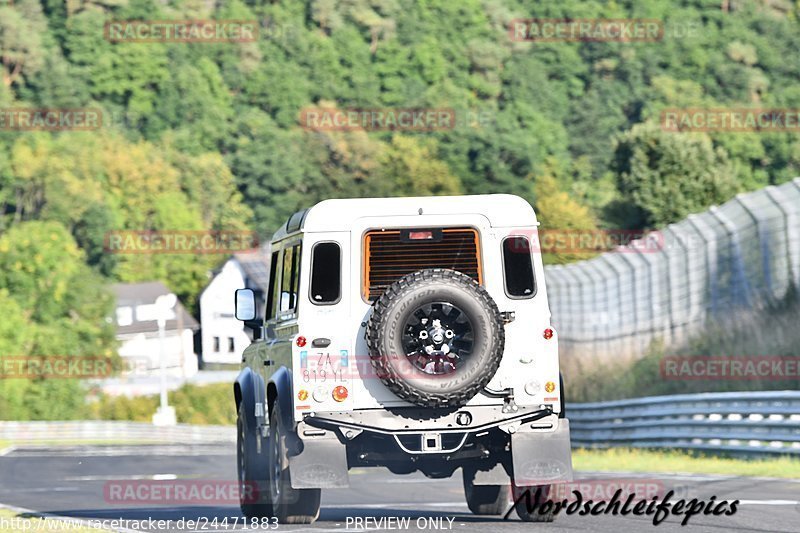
533,164,599,265
0,221,116,420
378,135,461,196
0,0,46,88
611,123,739,228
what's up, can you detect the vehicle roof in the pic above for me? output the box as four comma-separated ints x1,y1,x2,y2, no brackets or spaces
272,194,537,241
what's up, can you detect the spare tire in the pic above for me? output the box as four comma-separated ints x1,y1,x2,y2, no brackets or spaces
366,269,505,408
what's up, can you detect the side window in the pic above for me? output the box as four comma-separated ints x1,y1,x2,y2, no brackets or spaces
265,251,280,320
310,242,341,304
280,244,302,315
502,236,535,298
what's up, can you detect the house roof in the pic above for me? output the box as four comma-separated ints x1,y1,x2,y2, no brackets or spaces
111,281,199,335
233,247,271,291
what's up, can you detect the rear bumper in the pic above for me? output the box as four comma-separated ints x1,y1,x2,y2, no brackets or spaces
305,404,556,435
287,405,572,489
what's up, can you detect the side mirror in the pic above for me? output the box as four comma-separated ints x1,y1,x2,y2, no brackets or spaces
235,288,256,321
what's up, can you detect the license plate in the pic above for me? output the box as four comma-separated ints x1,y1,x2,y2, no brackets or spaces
301,352,347,383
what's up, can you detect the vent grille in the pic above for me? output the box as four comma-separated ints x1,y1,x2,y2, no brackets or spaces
364,228,482,300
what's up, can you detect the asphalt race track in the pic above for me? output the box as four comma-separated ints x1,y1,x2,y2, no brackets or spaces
0,444,797,532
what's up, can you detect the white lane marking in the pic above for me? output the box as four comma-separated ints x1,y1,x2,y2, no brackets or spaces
578,470,800,483
0,487,78,493
737,499,799,505
323,502,469,509
0,502,139,533
63,474,178,481
384,478,451,484
7,446,231,457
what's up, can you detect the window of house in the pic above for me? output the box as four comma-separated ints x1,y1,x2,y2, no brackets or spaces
310,242,341,304
502,236,536,298
228,337,235,352
213,336,220,352
116,306,133,326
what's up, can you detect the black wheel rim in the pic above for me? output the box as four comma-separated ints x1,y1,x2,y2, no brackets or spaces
401,301,474,375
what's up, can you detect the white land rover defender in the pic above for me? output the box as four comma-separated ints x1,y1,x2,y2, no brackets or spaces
233,195,572,524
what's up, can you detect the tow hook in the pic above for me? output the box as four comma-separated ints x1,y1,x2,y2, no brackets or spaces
500,311,515,324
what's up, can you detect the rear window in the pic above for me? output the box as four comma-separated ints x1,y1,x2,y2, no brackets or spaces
310,242,341,304
363,227,481,300
502,236,535,298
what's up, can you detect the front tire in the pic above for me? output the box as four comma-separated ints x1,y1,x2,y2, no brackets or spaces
237,403,273,518
462,467,508,515
267,401,321,524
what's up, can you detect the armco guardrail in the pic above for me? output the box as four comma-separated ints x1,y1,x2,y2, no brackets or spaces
0,421,235,446
568,390,800,456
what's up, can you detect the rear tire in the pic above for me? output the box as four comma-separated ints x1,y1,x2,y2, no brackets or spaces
267,401,321,524
237,403,273,518
513,484,556,522
462,467,508,515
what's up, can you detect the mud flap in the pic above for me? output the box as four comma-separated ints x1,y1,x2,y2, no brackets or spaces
510,418,573,485
289,433,349,489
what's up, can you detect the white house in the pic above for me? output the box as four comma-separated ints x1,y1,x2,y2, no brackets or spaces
111,281,199,378
199,248,270,365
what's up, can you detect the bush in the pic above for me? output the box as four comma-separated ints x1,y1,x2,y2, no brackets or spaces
88,382,235,425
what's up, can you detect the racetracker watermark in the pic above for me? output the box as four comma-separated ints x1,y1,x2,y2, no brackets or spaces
104,20,258,43
509,19,663,42
0,108,102,131
0,356,112,379
661,356,800,380
506,229,665,254
662,108,800,132
104,480,260,505
296,354,547,383
299,107,457,131
104,230,259,254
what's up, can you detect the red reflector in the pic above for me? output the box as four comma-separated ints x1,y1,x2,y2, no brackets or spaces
408,231,434,240
332,386,348,402
296,336,307,347
543,328,554,340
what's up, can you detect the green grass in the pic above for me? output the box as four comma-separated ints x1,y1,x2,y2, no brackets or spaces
0,440,8,451
574,447,800,478
0,508,112,532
